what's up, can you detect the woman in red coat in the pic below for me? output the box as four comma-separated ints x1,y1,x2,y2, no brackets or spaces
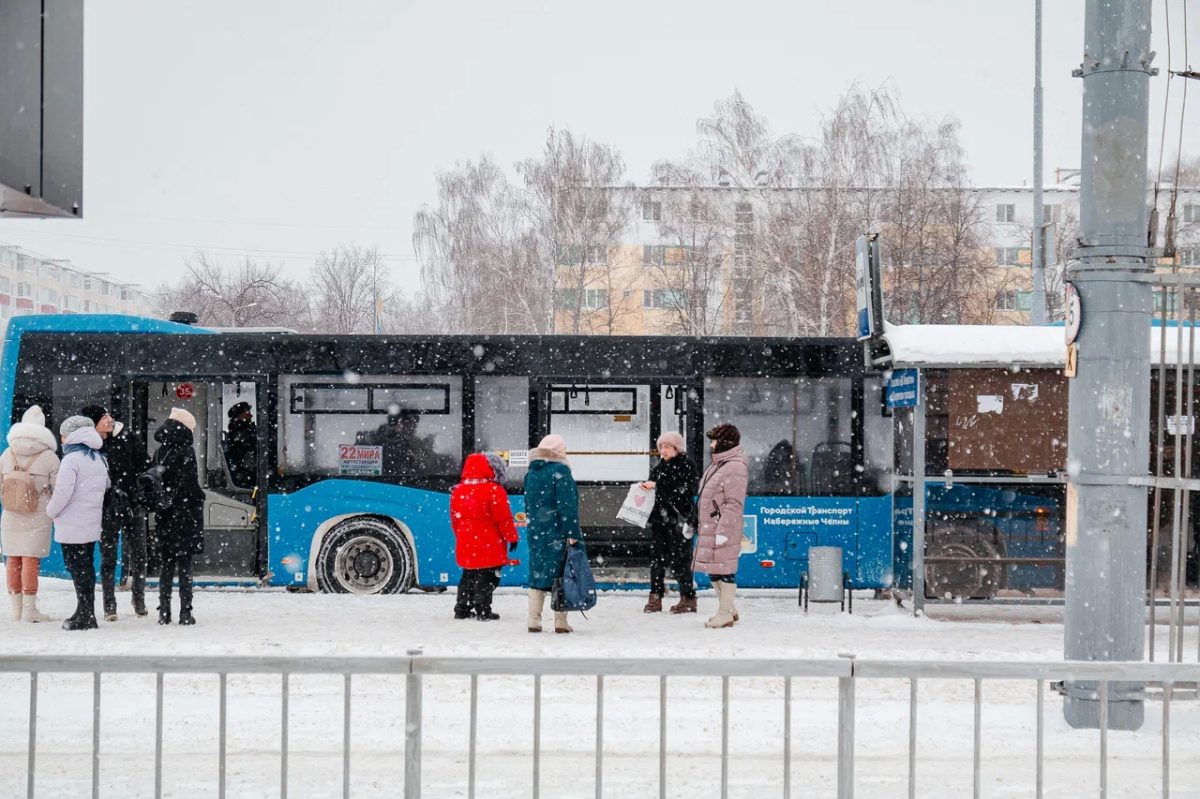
451,453,519,620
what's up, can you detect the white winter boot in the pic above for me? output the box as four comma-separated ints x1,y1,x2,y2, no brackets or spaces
705,582,736,629
21,594,50,623
9,592,22,622
528,589,546,633
554,611,574,634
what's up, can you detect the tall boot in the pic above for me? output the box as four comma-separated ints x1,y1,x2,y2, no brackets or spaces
554,611,574,634
102,579,118,622
527,589,546,632
9,592,22,622
705,582,736,629
158,574,173,625
178,559,195,626
131,574,148,618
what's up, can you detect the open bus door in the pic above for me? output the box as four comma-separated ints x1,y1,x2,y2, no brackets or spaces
533,378,695,571
133,377,270,584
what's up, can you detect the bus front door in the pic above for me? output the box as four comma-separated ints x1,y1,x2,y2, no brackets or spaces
538,382,690,572
135,378,268,584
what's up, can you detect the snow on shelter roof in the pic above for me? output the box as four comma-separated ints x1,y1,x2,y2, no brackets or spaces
882,322,1200,369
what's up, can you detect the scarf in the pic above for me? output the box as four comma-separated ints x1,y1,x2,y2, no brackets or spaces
64,443,106,464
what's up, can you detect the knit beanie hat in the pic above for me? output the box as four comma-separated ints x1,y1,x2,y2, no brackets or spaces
656,431,686,454
537,434,567,456
59,415,95,441
79,404,109,425
20,405,47,429
706,423,741,452
169,407,197,432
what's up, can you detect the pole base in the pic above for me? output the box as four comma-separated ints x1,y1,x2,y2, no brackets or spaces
1063,692,1144,731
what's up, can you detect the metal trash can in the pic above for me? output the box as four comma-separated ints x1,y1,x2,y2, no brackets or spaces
801,546,851,613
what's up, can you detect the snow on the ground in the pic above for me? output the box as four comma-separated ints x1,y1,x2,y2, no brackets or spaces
2,581,1199,798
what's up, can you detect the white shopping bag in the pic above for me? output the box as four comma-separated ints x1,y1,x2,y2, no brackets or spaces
616,484,656,528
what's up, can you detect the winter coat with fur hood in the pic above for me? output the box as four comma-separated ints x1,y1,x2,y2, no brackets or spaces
47,426,110,545
693,445,749,576
153,419,206,557
523,447,582,591
0,406,60,557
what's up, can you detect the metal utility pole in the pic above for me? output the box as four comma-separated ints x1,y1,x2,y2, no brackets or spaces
1031,0,1047,325
1063,0,1156,730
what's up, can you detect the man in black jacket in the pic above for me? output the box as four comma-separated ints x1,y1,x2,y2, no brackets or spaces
225,401,258,488
81,405,152,620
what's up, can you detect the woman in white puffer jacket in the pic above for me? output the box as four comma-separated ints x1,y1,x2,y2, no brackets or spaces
1,405,59,623
47,416,110,631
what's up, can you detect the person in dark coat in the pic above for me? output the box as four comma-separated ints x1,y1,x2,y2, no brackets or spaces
451,453,519,620
523,434,581,634
81,404,152,621
225,401,258,488
762,439,800,494
152,408,206,626
640,431,699,614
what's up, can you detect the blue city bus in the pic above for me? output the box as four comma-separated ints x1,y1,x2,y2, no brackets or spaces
1,314,897,593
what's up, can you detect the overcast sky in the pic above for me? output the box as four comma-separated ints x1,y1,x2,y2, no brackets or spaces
1,0,1197,294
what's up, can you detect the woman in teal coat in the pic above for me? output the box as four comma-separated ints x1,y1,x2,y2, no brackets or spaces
524,434,581,634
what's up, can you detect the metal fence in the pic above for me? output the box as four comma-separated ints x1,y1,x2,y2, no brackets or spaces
2,654,1199,799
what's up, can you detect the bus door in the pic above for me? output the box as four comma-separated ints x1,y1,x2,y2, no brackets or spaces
534,380,692,569
134,377,269,583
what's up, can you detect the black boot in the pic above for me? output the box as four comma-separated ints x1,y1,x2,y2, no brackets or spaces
103,584,118,622
132,575,148,618
63,613,98,631
177,556,194,626
476,610,500,621
158,604,172,625
178,608,196,626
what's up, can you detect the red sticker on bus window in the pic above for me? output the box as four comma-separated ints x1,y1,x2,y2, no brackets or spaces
175,383,195,400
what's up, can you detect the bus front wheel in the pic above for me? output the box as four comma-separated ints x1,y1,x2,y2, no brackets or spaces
317,517,415,595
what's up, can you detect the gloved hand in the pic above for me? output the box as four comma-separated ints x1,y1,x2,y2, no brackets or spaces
509,541,518,552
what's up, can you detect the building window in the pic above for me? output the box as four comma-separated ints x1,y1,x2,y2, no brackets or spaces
15,256,31,273
996,204,1016,223
40,264,58,281
83,277,92,291
1184,204,1196,224
995,247,1021,266
66,270,78,287
1155,290,1180,315
642,201,662,222
38,288,58,305
1015,291,1033,312
1043,204,1062,224
0,276,9,294
62,294,77,311
995,291,1016,311
554,288,608,311
16,282,33,298
643,288,688,310
100,281,111,296
102,304,114,313
1181,248,1198,267
83,299,94,312
643,245,664,266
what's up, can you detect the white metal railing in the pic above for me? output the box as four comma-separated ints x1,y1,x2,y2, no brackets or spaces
2,654,1199,799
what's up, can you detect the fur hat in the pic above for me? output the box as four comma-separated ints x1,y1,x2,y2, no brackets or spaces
656,431,686,454
537,434,567,456
59,415,96,441
706,423,741,452
169,407,197,431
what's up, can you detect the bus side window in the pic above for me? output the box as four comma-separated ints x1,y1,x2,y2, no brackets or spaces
474,376,529,492
703,376,853,496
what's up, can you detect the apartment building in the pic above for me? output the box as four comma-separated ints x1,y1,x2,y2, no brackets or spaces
0,244,155,320
552,182,1200,334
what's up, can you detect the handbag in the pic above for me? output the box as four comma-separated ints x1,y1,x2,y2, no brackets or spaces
551,542,598,613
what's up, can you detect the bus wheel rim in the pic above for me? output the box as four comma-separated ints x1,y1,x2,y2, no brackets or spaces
334,535,395,593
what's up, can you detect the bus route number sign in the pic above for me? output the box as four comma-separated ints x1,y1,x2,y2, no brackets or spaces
339,444,383,476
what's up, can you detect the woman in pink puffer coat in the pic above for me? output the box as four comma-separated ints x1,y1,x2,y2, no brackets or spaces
693,423,748,629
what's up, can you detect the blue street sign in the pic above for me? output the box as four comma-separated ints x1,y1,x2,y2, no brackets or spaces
887,369,919,408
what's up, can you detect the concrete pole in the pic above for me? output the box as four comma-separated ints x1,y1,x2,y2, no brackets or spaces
1063,0,1155,731
1031,0,1047,325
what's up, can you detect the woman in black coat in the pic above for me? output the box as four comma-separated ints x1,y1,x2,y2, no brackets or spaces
152,409,206,626
640,431,699,614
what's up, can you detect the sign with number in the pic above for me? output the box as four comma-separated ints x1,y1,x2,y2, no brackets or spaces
886,369,920,408
1065,283,1082,345
338,444,382,476
175,383,195,400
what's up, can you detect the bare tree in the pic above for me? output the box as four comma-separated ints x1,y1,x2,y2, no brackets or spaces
156,252,310,328
413,155,552,334
308,244,391,334
519,128,635,334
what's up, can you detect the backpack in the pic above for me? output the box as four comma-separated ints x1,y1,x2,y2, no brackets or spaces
551,543,598,613
137,463,173,512
1,452,41,513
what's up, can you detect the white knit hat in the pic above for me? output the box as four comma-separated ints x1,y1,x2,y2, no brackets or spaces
20,405,47,429
59,415,95,440
169,407,197,431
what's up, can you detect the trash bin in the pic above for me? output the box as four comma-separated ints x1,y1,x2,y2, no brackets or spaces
801,546,851,613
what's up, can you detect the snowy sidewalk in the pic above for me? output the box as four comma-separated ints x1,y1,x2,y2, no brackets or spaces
2,583,1199,798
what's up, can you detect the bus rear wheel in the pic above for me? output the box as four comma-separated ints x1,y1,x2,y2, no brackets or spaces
317,517,415,595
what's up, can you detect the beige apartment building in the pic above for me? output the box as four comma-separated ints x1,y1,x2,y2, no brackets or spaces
553,183,1200,335
0,244,155,320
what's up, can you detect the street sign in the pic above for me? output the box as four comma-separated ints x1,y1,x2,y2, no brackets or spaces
886,369,920,408
855,235,883,341
1065,283,1081,345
